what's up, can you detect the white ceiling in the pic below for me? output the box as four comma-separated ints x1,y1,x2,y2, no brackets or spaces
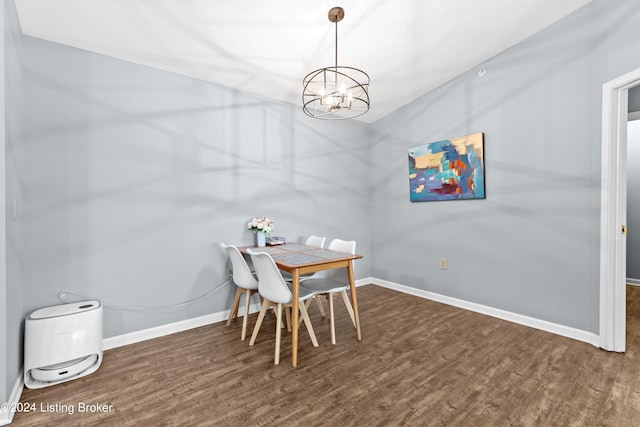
15,0,593,123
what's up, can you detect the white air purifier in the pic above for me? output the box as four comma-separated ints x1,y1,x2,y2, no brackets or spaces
24,300,103,389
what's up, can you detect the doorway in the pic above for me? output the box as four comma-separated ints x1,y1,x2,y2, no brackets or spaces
600,67,640,352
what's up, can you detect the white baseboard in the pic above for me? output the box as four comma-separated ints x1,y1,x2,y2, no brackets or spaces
368,278,600,347
627,278,640,286
0,371,24,426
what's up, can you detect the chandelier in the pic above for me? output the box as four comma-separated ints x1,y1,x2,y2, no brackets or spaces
302,7,370,120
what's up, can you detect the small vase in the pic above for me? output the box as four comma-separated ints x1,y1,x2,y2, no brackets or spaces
256,231,266,247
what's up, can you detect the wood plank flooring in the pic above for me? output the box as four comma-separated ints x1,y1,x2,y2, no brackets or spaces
11,284,640,426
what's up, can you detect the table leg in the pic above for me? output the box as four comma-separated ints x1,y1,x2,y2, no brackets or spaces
347,260,362,341
291,269,300,367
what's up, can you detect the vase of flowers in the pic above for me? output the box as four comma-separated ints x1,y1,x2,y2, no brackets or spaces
247,217,274,247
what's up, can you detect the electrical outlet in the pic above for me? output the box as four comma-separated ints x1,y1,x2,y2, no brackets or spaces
439,258,447,270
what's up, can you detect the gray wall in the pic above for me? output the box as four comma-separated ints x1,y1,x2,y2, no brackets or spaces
1,0,6,405
17,38,373,335
2,0,25,408
370,0,640,333
628,120,640,280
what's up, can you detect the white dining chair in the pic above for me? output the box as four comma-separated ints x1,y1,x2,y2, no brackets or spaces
247,249,319,365
221,243,259,341
304,235,326,248
299,238,357,345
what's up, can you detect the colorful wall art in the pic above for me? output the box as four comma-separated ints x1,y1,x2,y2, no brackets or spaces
408,132,485,202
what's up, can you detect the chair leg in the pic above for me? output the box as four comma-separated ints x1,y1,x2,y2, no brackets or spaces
249,300,270,346
227,287,242,326
240,289,253,341
274,303,283,365
270,302,278,321
299,301,319,347
315,295,326,317
328,293,336,345
299,299,311,327
284,306,292,332
340,290,356,328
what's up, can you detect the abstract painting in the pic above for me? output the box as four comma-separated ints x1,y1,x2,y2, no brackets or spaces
408,132,485,202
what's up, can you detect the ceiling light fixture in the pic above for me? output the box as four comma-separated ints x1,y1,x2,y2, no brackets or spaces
302,7,370,120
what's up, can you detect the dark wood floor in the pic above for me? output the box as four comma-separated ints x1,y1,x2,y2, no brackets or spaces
11,285,640,426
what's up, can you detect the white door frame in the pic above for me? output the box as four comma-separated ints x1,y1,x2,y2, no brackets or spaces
599,67,640,352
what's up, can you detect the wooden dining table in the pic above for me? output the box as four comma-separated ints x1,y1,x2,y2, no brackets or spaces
238,243,362,367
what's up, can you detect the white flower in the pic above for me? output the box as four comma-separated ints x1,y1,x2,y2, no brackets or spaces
247,217,275,234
